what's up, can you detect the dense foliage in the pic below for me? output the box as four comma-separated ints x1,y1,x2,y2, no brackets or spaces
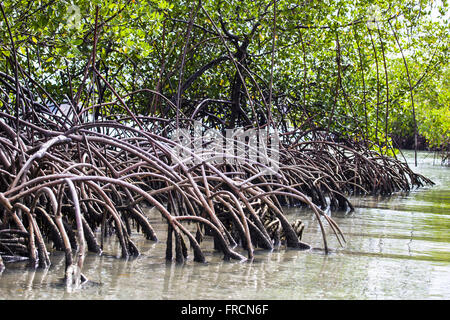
0,0,448,151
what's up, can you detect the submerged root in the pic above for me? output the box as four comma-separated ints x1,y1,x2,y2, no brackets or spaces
0,98,433,287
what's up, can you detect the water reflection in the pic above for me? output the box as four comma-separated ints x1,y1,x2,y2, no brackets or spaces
0,151,449,299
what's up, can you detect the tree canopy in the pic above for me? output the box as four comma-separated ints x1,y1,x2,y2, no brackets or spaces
0,0,449,152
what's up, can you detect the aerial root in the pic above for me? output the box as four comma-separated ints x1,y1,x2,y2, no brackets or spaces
0,110,433,287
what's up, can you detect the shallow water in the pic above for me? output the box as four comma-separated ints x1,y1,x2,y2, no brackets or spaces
0,151,449,300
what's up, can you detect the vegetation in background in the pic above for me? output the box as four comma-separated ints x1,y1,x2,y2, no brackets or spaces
0,0,448,152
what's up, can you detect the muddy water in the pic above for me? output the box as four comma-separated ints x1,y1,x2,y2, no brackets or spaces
0,151,449,299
